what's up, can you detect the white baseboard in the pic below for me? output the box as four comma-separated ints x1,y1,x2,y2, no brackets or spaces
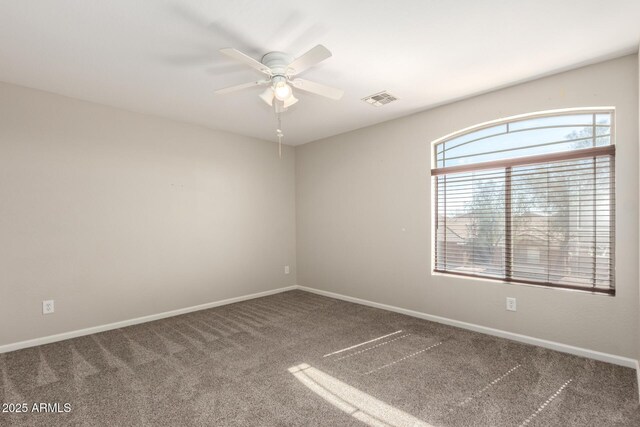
2,283,637,376
0,286,297,354
297,285,638,369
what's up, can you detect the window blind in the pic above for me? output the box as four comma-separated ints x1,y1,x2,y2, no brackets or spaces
432,111,615,294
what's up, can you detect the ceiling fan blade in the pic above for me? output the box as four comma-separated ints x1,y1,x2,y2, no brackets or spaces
219,48,272,75
259,87,274,106
215,80,268,95
291,78,344,100
287,45,332,75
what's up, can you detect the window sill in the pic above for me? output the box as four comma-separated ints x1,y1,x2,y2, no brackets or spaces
430,270,615,296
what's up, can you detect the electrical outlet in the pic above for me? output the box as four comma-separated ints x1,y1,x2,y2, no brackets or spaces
284,265,290,275
43,300,55,315
506,297,517,312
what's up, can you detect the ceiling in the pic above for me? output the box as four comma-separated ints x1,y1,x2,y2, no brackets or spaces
1,1,639,146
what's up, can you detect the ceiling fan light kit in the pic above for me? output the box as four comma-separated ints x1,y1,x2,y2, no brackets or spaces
214,45,344,152
273,80,292,101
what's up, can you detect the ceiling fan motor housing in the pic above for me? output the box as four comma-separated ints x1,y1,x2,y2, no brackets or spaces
261,52,295,78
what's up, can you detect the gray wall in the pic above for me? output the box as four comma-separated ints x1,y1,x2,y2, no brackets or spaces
0,82,296,347
296,55,639,358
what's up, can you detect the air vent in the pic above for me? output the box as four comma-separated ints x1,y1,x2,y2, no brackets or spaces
362,91,398,107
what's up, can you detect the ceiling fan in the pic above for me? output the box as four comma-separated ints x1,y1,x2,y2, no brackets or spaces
214,45,344,111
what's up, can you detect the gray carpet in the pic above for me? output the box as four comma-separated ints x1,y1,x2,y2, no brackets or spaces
1,290,638,426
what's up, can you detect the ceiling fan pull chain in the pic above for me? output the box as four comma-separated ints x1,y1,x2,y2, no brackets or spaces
276,113,283,159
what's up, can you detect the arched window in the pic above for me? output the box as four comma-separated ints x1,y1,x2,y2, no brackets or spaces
432,109,615,294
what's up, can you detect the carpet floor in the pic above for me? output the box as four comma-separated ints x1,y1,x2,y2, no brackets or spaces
0,290,638,426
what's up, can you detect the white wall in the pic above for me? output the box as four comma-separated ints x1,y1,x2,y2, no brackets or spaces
637,51,640,381
0,82,296,347
296,55,639,358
